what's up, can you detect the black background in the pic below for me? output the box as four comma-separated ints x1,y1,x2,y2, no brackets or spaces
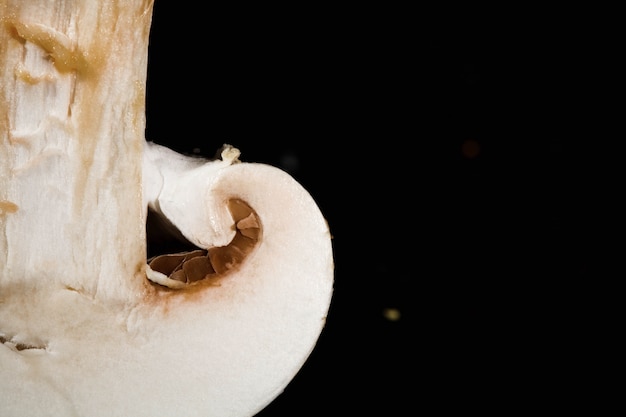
144,4,578,416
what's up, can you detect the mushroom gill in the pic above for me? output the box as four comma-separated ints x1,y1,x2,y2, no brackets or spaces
146,199,261,289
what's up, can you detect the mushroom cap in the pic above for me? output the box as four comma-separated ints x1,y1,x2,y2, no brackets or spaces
0,162,334,417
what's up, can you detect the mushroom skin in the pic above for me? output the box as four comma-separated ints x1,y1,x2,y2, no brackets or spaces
143,141,242,252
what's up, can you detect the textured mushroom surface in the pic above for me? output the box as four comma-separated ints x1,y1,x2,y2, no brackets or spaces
0,153,334,417
147,198,261,286
0,1,334,416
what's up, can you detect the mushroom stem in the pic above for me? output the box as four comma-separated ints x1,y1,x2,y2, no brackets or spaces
0,0,153,301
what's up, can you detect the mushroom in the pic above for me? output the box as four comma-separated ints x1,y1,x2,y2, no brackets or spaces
0,1,334,416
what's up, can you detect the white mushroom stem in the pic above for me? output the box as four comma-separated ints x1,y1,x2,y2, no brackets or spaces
0,0,152,302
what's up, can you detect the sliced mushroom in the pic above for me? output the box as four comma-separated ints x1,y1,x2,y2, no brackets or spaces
0,2,333,416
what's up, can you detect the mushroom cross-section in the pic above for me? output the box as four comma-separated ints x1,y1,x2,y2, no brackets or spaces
0,1,334,416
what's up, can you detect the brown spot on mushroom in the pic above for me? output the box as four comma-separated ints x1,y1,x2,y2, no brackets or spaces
147,199,261,288
0,333,47,352
9,20,87,73
0,200,19,215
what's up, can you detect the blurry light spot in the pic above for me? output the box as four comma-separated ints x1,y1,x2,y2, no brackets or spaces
462,139,480,159
382,307,402,321
192,147,201,154
279,151,300,172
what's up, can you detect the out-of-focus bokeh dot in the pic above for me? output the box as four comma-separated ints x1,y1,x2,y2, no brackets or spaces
383,307,402,322
462,139,481,159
